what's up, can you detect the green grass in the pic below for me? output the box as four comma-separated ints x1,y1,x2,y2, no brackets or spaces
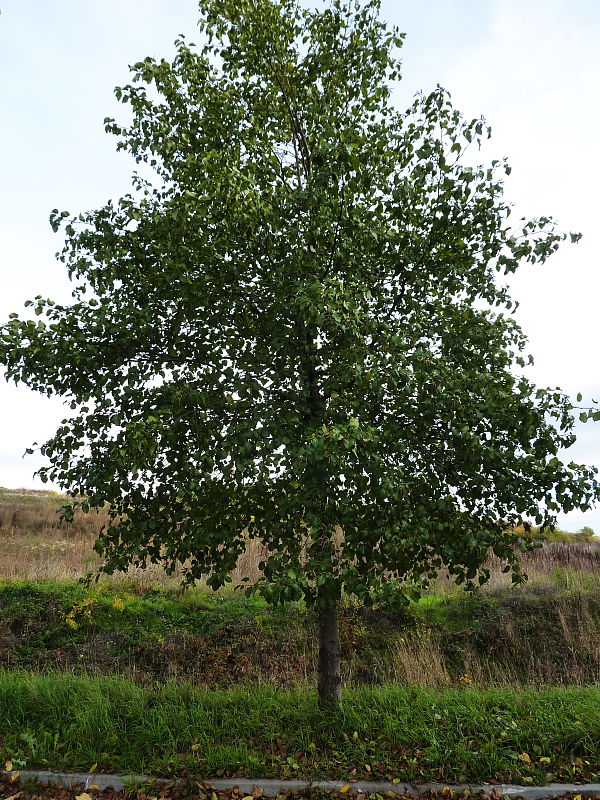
0,579,309,686
1,672,599,784
0,578,276,635
3,578,600,687
0,487,65,505
0,579,294,640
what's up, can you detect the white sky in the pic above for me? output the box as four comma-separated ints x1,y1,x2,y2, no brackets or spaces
1,0,599,532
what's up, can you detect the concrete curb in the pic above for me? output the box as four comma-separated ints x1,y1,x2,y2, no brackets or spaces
3,770,600,798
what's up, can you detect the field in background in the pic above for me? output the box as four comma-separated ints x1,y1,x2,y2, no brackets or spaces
0,487,269,584
1,486,599,587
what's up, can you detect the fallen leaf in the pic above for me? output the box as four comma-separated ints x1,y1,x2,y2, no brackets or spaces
89,763,98,773
4,793,23,800
340,785,351,793
88,786,101,792
5,761,13,772
75,792,93,800
520,752,532,764
10,772,20,783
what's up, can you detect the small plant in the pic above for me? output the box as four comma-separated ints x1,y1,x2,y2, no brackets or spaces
121,777,148,799
4,756,27,770
64,596,97,629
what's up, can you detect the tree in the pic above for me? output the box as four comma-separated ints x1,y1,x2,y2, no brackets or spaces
1,0,598,705
576,526,595,541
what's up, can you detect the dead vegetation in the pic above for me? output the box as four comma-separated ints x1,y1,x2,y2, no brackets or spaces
1,486,599,588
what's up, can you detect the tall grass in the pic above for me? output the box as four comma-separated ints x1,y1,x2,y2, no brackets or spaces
340,584,600,689
0,489,106,581
2,487,599,586
482,542,600,590
0,488,270,584
1,672,599,783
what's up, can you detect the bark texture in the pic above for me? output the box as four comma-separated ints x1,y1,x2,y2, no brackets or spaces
317,600,342,706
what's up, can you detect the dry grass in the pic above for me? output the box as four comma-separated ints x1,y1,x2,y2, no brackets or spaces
0,492,106,580
489,538,600,573
343,588,600,689
1,486,599,589
0,487,271,585
379,634,453,687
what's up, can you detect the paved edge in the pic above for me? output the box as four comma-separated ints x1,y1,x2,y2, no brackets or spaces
3,771,600,798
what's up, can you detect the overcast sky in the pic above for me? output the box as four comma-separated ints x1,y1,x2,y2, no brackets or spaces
1,0,599,531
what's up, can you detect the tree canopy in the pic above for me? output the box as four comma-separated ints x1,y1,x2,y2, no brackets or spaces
2,0,598,702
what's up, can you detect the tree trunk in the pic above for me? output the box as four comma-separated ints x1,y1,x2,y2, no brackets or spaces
317,599,342,707
298,319,340,705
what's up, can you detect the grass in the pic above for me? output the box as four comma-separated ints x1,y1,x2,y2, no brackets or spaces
3,486,600,691
2,487,600,786
1,672,600,784
0,487,264,585
2,577,600,688
0,579,310,687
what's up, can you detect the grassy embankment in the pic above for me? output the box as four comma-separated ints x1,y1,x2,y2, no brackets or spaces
2,576,600,688
1,487,600,783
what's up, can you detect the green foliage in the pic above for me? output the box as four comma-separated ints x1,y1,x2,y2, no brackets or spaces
577,525,596,540
0,579,280,639
0,579,304,681
1,0,598,611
